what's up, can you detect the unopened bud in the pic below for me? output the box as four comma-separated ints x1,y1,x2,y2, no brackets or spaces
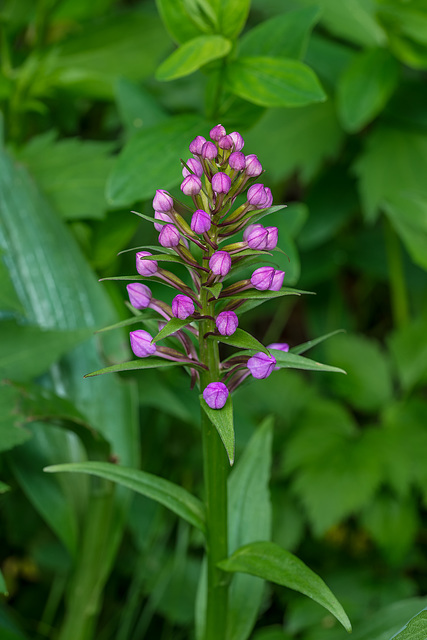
172,294,195,320
247,183,268,208
229,151,246,171
181,174,202,196
153,189,173,212
229,131,245,151
154,210,171,232
246,225,269,250
251,266,275,290
210,124,226,141
159,224,181,248
191,209,211,234
203,381,229,409
270,270,285,291
216,310,238,336
212,172,231,194
245,154,262,177
201,141,218,160
218,135,233,150
127,283,152,309
209,250,232,276
189,135,206,154
247,352,276,379
136,251,158,276
130,329,157,358
182,157,203,178
265,226,278,249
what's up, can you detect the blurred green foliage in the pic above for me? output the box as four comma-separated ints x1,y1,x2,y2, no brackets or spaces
0,0,427,638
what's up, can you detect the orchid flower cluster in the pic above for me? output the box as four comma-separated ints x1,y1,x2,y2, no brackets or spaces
126,124,289,410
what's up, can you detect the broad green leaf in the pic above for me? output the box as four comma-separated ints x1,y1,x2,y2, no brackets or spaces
324,333,392,411
337,48,399,133
0,250,24,315
225,56,326,108
304,33,354,90
383,193,427,270
52,12,170,98
0,321,91,381
270,349,346,375
156,35,232,81
156,0,214,44
314,0,386,48
243,101,343,184
115,77,169,137
239,6,321,60
152,317,194,342
106,114,206,207
218,541,351,632
200,393,234,464
0,570,8,596
388,311,427,391
291,330,345,355
16,132,114,220
45,461,206,532
353,126,427,223
209,0,251,39
391,607,427,640
0,383,32,453
84,357,199,377
226,418,273,640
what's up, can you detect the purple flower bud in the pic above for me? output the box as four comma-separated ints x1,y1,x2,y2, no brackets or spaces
212,172,231,194
203,381,229,409
136,251,158,276
268,342,290,370
201,141,218,160
245,154,263,177
209,250,232,276
172,294,195,320
159,224,181,248
264,187,273,208
270,269,285,291
153,189,173,213
154,210,171,232
218,135,234,150
182,157,203,178
127,283,152,309
130,329,157,358
247,183,268,208
251,266,275,290
228,151,246,171
247,225,269,250
210,124,226,141
243,224,263,242
229,131,245,151
181,174,202,196
265,226,278,250
189,135,206,155
191,209,211,234
216,310,238,336
247,352,276,379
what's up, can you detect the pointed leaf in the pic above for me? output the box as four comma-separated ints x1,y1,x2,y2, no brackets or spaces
156,35,232,81
205,282,223,299
218,541,351,632
45,461,206,533
221,287,312,300
84,357,201,377
152,317,193,342
200,394,234,465
216,328,269,355
291,330,345,355
270,349,346,374
225,57,326,108
390,607,427,640
96,314,159,334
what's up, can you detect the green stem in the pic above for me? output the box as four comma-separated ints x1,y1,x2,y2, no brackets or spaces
199,257,229,639
384,216,409,329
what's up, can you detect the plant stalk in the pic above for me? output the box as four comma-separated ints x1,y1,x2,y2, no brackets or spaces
199,257,229,639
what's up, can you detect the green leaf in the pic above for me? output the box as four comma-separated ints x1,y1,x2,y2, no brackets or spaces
337,48,399,133
156,35,232,81
270,349,346,375
225,56,326,108
339,598,427,640
243,101,343,184
239,6,321,60
226,418,273,640
115,77,169,137
218,541,351,632
0,569,8,596
216,328,269,355
84,357,198,377
221,287,311,301
383,193,427,271
0,482,10,493
152,317,193,342
200,393,234,464
0,250,25,315
16,132,114,220
156,0,214,44
106,114,206,207
391,607,427,640
324,333,392,411
205,282,223,298
0,383,32,453
52,12,171,98
388,311,427,391
45,461,206,533
315,0,386,48
96,314,155,334
0,321,92,381
291,330,345,355
211,0,251,39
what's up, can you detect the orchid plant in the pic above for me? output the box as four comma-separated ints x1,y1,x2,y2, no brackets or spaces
47,124,351,640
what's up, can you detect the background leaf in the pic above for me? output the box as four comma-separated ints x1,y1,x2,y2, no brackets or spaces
156,35,232,81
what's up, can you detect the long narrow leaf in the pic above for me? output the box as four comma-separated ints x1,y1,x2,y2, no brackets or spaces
291,329,345,355
84,357,202,377
218,541,351,632
45,461,206,533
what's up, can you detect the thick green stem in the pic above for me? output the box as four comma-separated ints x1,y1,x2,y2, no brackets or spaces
199,260,229,639
384,216,409,329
